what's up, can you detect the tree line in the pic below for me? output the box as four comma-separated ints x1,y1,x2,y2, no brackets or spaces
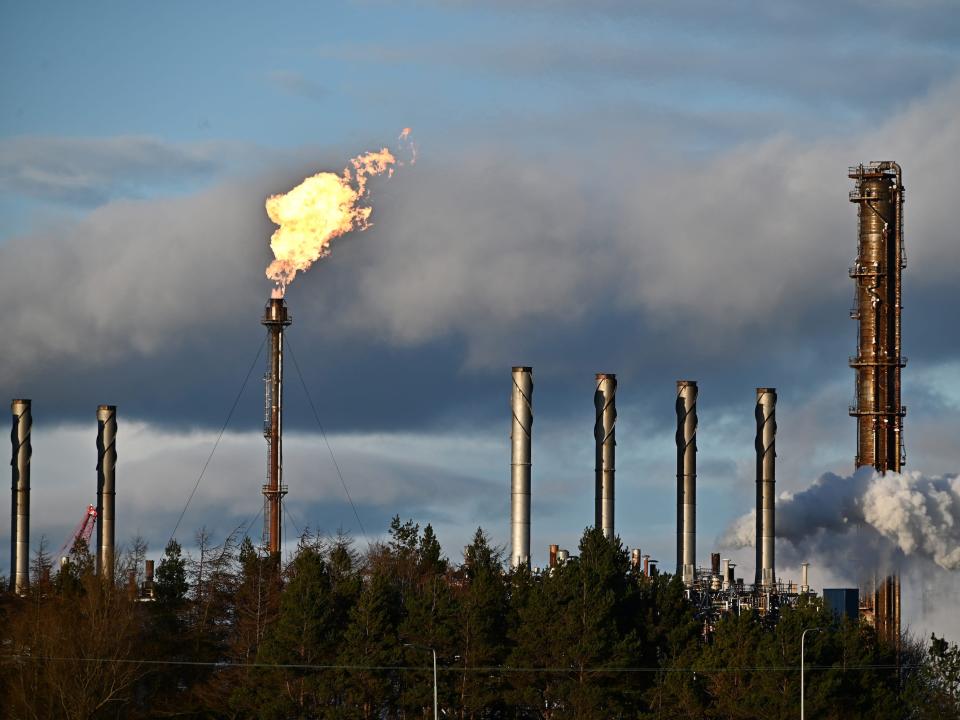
1,518,958,719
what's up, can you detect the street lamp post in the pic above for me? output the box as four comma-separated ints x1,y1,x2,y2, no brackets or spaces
405,643,438,720
801,627,823,720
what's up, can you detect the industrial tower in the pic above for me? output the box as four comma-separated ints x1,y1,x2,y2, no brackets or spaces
848,162,906,473
262,298,291,558
849,161,905,653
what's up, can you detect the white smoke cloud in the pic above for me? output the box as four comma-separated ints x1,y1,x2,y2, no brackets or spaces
863,472,960,569
723,468,960,571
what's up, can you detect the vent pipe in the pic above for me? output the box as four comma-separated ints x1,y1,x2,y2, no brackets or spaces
548,544,558,569
96,404,117,581
10,399,31,595
801,562,810,594
510,366,533,568
262,298,292,558
721,558,731,590
594,373,617,541
755,388,776,589
145,559,156,599
676,380,697,584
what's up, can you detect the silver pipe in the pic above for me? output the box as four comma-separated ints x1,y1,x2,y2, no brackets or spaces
96,404,117,581
755,388,776,589
676,380,697,584
510,366,533,568
801,562,810,593
10,399,31,595
594,373,617,541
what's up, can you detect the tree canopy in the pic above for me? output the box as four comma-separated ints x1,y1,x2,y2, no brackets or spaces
1,517,956,719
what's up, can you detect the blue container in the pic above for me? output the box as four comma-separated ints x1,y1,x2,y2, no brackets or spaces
823,588,859,621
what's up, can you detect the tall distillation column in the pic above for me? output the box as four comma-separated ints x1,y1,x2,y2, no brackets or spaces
849,162,905,473
594,373,617,541
755,388,776,589
510,366,533,568
10,399,31,595
262,298,292,558
676,380,697,585
96,404,117,580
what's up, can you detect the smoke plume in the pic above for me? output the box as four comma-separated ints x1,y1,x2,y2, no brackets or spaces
723,468,960,572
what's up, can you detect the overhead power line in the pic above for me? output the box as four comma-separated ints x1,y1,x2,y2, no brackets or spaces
168,336,267,543
0,654,916,674
285,336,367,538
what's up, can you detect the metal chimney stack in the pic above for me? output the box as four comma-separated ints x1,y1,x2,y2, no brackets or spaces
10,399,31,595
676,380,697,584
755,388,776,589
848,162,906,473
144,558,156,599
510,366,533,568
262,298,292,558
96,404,117,580
594,373,617,541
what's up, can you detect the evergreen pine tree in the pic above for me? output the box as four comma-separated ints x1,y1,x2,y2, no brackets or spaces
456,527,508,719
339,565,403,719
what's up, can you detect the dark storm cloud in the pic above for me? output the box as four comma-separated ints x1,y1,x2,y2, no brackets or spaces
0,78,957,440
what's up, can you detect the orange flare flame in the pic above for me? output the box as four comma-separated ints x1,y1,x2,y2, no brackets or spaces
265,145,399,295
399,127,417,165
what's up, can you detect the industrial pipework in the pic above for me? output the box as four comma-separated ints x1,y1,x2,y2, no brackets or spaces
676,380,697,584
849,162,906,473
262,298,292,558
594,373,617,541
96,404,117,580
873,574,901,651
10,399,31,595
755,388,776,589
510,366,533,568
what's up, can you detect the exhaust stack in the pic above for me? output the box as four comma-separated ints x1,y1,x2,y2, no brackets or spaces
510,366,533,568
676,380,697,584
96,404,117,580
594,373,617,541
144,559,156,599
755,388,776,589
10,399,31,595
262,298,292,558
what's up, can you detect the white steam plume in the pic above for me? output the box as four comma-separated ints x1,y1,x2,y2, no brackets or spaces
723,468,960,572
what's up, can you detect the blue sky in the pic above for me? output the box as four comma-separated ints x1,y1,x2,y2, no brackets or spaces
2,1,960,637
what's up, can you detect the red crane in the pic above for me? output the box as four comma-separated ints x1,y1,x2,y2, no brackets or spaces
58,504,98,561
